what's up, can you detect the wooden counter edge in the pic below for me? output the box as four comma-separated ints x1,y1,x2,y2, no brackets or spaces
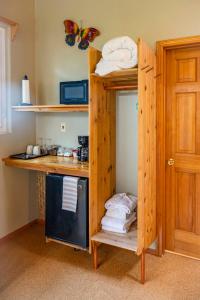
2,157,89,178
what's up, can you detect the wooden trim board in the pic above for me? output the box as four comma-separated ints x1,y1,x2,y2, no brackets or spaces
157,35,200,48
0,16,19,40
165,250,200,261
0,219,38,245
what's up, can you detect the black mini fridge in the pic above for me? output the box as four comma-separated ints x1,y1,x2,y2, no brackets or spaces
45,174,89,249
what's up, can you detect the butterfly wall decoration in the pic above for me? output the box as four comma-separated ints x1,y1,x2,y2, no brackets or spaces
64,20,100,50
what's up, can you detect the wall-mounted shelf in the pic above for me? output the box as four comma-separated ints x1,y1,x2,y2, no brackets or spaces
12,104,89,113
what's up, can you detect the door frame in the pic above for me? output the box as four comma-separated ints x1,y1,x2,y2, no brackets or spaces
156,35,200,256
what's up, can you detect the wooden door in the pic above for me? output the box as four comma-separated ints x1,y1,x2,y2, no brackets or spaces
166,46,200,258
137,39,157,254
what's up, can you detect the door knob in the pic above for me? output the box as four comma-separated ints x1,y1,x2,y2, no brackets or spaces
168,158,175,166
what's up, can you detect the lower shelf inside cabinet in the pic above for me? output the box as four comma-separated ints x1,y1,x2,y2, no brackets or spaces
91,222,137,252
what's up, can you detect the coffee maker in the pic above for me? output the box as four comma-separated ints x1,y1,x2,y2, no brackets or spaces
77,136,89,162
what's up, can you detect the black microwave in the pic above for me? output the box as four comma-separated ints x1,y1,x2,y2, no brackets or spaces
60,80,88,105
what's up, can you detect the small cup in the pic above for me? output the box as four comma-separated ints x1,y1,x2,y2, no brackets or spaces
26,145,33,155
72,149,78,159
57,146,64,156
33,145,41,156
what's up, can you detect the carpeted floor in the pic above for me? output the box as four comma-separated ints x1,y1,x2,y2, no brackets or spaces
0,224,200,300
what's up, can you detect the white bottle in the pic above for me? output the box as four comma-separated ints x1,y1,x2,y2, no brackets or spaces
22,75,31,104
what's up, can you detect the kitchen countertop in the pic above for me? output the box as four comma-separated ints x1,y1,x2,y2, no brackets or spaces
2,155,89,178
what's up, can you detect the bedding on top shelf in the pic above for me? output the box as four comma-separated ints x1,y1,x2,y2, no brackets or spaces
95,36,138,76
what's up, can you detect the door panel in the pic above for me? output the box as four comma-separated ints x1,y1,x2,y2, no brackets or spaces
166,47,200,257
176,58,197,83
176,92,196,153
175,172,194,232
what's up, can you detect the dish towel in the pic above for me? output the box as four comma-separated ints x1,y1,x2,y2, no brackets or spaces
95,36,138,76
62,176,79,212
105,193,137,214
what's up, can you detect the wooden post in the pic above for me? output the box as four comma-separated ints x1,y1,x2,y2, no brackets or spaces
140,249,146,284
92,241,98,270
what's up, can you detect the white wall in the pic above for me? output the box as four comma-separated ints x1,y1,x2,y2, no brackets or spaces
116,92,138,195
0,0,37,238
35,0,200,196
36,112,88,147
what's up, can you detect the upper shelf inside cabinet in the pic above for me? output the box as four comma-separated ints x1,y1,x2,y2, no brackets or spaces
91,68,138,90
12,104,89,113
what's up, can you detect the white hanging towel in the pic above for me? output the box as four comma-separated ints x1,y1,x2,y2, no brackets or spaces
105,193,137,214
95,36,138,76
62,176,79,212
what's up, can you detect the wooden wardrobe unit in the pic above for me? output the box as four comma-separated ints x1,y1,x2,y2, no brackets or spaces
88,38,157,283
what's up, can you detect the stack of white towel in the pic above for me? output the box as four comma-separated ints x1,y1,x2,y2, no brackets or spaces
95,36,138,76
101,193,137,234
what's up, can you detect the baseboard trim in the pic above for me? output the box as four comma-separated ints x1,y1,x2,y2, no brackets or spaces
165,250,200,261
37,219,45,225
0,219,38,244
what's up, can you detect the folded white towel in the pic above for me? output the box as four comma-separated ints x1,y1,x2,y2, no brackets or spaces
102,212,136,233
106,208,128,220
101,212,136,229
95,36,138,76
105,193,137,214
102,225,128,234
62,176,79,212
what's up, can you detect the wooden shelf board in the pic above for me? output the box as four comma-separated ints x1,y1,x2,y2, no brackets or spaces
2,155,89,178
91,68,138,87
105,85,138,91
12,104,89,112
91,67,138,79
91,223,138,252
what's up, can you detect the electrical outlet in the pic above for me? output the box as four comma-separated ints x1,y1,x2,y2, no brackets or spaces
60,122,66,132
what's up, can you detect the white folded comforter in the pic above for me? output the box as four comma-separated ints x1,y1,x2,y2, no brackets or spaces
95,36,138,76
